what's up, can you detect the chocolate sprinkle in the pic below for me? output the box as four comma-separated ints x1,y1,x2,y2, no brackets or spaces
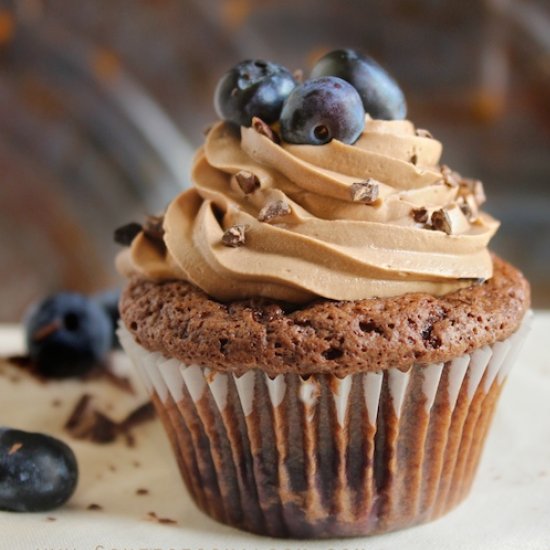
440,165,461,187
350,180,380,204
114,222,142,246
252,116,280,144
136,488,149,496
222,224,247,247
235,170,260,194
258,200,292,222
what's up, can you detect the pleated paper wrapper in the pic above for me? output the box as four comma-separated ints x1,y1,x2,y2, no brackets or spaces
118,314,531,539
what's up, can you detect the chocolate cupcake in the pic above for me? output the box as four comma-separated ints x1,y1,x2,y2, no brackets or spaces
116,51,531,538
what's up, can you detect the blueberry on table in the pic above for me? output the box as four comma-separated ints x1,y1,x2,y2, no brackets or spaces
214,59,297,127
24,292,111,378
310,48,407,120
280,76,365,145
0,428,78,512
93,288,121,349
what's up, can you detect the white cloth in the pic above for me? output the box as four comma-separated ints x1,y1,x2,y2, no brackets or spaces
0,315,549,550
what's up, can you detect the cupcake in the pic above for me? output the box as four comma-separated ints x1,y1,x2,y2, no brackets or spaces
116,50,531,538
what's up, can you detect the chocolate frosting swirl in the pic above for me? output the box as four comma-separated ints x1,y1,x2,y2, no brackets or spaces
117,117,499,303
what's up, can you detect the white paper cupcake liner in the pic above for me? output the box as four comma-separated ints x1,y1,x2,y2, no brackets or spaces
118,312,532,538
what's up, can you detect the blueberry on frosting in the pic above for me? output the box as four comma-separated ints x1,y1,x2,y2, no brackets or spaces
214,59,297,127
310,48,407,120
280,76,365,145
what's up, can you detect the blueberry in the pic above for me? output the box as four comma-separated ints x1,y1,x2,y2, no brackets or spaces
93,288,121,349
310,48,407,120
214,59,297,127
0,428,78,512
24,292,111,378
280,76,365,145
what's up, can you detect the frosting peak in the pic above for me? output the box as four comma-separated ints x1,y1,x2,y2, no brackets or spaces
118,117,499,303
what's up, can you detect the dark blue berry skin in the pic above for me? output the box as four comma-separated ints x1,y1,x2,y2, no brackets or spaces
310,49,407,120
280,76,365,145
214,59,297,127
0,428,78,512
93,289,121,349
24,292,111,378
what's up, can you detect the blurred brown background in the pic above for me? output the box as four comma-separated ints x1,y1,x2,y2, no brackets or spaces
1,0,549,321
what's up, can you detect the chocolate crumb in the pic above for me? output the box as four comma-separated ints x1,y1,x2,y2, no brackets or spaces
440,165,461,187
87,503,103,511
136,488,149,496
431,208,452,234
252,117,280,144
350,180,380,204
158,517,177,525
459,177,486,206
221,224,247,247
46,517,57,522
143,215,165,243
235,170,260,194
411,207,429,224
415,128,433,138
410,153,418,165
458,194,479,222
258,200,292,222
51,398,62,408
114,222,142,246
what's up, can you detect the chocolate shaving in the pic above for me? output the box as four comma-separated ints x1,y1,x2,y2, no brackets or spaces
350,180,380,204
114,222,142,246
415,128,433,139
119,401,156,431
258,200,292,222
252,117,280,144
235,170,260,194
411,207,429,224
136,488,149,496
221,224,248,247
440,164,461,187
64,394,155,444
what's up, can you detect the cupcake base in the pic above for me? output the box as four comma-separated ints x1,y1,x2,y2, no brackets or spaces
118,315,530,538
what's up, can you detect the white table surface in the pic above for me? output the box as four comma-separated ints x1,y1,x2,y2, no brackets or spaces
0,314,549,550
